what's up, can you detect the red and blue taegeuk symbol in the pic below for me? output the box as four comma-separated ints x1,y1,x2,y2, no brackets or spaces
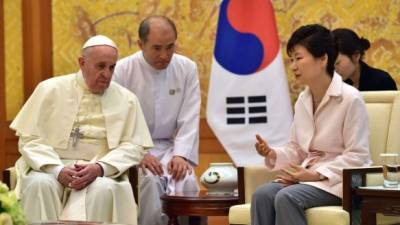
214,0,280,75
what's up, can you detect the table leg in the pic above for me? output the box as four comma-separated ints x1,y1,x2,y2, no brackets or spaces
361,205,376,225
167,215,179,225
189,216,202,225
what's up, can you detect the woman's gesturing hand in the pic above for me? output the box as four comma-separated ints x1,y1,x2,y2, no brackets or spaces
255,134,276,160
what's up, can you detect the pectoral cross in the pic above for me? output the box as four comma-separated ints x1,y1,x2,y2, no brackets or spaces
70,127,83,147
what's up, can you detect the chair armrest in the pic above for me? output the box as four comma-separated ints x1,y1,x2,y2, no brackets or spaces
237,167,245,204
2,168,12,189
2,167,17,190
128,166,138,204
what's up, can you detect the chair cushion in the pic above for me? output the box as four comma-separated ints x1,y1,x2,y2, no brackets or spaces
229,203,250,225
229,204,350,225
377,214,400,225
306,206,349,225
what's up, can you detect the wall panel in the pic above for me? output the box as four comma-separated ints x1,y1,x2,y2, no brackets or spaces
2,0,53,179
0,0,6,179
4,0,23,120
5,121,20,170
22,0,52,100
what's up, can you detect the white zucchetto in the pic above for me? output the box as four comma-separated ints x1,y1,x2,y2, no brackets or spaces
82,35,118,50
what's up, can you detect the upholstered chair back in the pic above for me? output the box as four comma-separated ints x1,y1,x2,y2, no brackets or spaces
362,91,400,165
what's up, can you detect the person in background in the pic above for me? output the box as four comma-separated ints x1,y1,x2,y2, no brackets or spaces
251,24,371,225
333,28,397,91
10,35,153,225
113,15,202,225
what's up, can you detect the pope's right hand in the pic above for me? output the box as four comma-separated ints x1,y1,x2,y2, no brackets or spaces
57,166,78,188
139,153,164,176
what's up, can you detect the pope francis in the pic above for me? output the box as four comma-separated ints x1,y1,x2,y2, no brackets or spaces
10,35,153,225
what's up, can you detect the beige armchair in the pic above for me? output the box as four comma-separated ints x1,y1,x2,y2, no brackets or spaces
229,91,400,225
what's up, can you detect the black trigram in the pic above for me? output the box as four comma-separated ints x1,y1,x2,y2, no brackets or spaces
226,95,267,124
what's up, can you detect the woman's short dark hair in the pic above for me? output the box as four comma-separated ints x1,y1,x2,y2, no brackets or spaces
138,15,177,43
332,28,370,59
287,24,337,77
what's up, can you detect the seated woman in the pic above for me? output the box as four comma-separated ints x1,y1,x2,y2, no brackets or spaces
251,24,371,225
333,28,397,91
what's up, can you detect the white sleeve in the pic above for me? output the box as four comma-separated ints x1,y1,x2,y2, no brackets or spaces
42,165,64,178
173,63,201,164
265,124,307,170
18,135,64,173
98,96,151,178
316,97,370,186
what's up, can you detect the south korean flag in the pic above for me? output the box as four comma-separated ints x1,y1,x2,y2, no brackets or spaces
207,0,293,166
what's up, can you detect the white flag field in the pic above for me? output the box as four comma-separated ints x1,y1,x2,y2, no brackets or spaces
206,0,293,166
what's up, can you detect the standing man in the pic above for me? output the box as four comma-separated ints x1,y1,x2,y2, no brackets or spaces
113,16,201,225
10,35,153,225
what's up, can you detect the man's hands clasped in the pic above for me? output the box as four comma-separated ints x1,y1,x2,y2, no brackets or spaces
167,156,192,181
139,153,192,181
58,163,103,190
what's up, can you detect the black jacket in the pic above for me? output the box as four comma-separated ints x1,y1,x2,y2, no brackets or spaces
345,61,397,91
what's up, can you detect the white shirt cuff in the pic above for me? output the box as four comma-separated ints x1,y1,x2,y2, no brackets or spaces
97,162,118,177
42,165,64,178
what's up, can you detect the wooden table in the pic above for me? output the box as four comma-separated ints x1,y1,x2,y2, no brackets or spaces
29,222,111,225
355,187,400,225
160,191,239,225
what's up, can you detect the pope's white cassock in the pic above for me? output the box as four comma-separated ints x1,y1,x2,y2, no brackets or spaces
113,51,201,225
10,70,153,224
